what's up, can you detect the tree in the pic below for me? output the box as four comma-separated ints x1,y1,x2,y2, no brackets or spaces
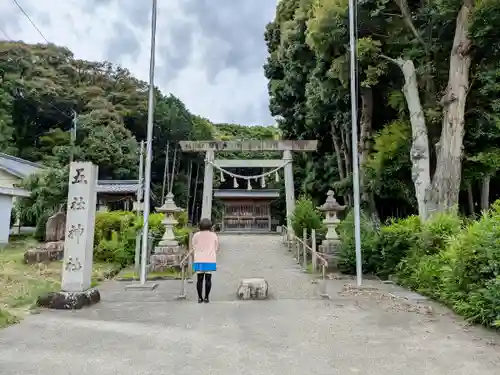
264,0,500,221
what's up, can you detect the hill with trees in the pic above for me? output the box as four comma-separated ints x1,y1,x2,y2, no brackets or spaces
0,41,278,226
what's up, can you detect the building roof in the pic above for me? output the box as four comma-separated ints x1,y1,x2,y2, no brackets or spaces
0,152,44,179
0,186,30,197
96,180,140,194
213,189,280,199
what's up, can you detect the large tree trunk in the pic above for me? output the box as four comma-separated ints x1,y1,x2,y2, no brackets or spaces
465,180,475,217
340,125,352,205
359,88,373,201
480,173,491,211
331,125,345,180
331,124,349,204
383,56,432,221
359,88,379,219
341,125,351,175
427,1,474,214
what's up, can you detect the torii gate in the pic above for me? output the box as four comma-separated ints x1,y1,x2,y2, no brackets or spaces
179,140,318,236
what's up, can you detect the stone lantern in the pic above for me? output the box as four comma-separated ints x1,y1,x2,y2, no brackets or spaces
317,190,346,256
150,192,184,271
156,192,183,247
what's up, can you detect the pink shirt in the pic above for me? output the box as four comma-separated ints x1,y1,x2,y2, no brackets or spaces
192,230,219,264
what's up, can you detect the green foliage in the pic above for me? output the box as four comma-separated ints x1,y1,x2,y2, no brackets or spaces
16,167,69,225
290,196,324,237
395,213,462,299
339,206,499,328
93,211,138,266
0,309,19,328
92,211,193,266
337,210,380,274
376,215,421,278
438,202,500,326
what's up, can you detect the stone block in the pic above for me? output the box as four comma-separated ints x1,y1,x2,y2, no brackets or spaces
36,288,100,310
319,242,341,256
237,278,269,300
154,245,180,255
45,212,66,242
150,253,181,272
24,241,64,264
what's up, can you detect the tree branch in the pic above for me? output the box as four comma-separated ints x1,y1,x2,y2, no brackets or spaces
379,54,402,68
393,0,428,52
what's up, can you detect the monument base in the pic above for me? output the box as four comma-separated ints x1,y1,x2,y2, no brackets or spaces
319,242,342,270
36,288,100,310
150,244,183,271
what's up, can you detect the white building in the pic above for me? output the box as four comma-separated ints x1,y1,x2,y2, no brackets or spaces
0,152,43,245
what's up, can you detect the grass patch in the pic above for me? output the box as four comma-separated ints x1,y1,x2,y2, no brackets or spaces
117,267,182,280
0,308,19,328
0,236,122,327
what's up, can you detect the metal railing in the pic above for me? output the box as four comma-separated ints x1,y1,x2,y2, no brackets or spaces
281,226,329,298
177,231,194,299
177,228,329,300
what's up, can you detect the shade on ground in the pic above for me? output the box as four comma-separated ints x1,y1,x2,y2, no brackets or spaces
0,235,499,375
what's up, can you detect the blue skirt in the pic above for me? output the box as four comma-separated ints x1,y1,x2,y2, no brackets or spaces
193,262,217,272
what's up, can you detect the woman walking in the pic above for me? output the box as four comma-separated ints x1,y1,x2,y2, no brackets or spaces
191,218,219,303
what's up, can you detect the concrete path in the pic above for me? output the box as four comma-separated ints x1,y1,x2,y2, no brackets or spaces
1,234,499,375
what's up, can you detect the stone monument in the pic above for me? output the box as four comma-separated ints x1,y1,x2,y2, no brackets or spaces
150,192,184,272
23,211,66,265
317,190,346,267
37,162,100,309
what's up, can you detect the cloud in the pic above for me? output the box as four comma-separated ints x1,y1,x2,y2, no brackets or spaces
1,0,277,125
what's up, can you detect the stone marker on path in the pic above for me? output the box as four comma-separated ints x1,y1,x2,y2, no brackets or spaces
237,278,269,300
37,162,100,310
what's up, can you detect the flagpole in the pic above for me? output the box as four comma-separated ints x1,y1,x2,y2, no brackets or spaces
348,0,363,286
139,0,158,286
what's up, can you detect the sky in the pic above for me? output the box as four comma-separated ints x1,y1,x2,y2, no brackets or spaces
0,0,278,126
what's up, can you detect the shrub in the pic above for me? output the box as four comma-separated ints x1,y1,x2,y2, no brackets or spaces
437,203,500,327
376,215,421,278
337,210,380,274
338,203,500,329
34,211,51,241
395,213,462,297
93,210,193,266
290,196,324,237
94,211,137,244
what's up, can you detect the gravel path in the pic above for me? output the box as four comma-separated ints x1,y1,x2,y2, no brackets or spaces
0,234,499,375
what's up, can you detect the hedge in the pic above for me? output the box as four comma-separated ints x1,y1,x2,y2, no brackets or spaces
338,201,500,329
93,210,192,266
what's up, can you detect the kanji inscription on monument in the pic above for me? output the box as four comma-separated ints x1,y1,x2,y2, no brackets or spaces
70,196,86,210
62,162,98,292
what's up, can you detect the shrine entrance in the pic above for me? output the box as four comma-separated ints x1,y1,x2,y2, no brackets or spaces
179,140,317,236
214,189,279,232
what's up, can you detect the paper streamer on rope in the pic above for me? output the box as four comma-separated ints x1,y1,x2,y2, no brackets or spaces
220,170,225,182
207,159,290,181
261,175,266,188
275,171,280,182
247,179,252,191
233,177,238,188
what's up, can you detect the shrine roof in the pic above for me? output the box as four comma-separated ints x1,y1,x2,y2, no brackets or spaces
0,152,44,179
213,189,280,199
96,180,140,194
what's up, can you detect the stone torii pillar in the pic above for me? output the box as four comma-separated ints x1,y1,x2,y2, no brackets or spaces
201,150,214,220
283,150,295,235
